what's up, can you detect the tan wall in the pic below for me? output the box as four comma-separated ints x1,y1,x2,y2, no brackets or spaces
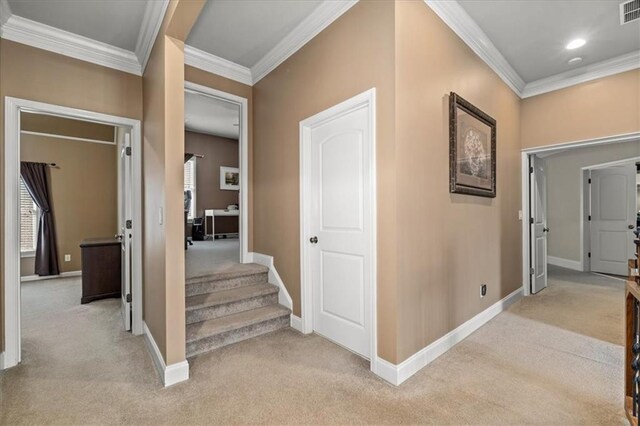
252,0,398,362
394,1,522,362
546,141,640,262
185,131,239,217
20,132,118,274
185,66,254,250
521,70,640,149
0,39,143,353
21,113,116,142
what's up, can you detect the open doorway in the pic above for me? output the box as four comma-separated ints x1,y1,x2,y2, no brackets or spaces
2,98,143,370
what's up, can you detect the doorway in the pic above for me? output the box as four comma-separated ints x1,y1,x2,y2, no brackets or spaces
521,132,640,296
183,82,249,278
2,97,143,370
299,89,377,363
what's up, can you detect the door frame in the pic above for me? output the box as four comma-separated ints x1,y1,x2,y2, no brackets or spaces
184,81,249,263
580,157,640,272
521,131,640,296
2,97,143,370
299,88,377,367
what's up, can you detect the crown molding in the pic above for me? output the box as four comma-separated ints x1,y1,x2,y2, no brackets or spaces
1,14,142,75
424,0,526,95
135,0,169,73
251,0,358,84
184,45,253,86
521,51,640,98
0,0,10,27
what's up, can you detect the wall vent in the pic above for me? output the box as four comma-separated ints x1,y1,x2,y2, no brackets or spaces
620,0,640,25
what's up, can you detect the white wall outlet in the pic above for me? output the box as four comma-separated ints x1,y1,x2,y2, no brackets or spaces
518,210,523,220
64,254,71,262
158,207,163,225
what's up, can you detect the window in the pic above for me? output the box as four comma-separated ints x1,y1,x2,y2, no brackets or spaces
184,158,196,220
20,178,39,255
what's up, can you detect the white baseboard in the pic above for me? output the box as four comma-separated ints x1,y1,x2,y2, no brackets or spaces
290,314,303,332
21,270,82,282
247,252,293,311
143,322,189,387
547,256,582,271
373,287,523,386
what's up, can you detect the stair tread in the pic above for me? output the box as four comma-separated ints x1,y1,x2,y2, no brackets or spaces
186,263,268,285
186,283,279,311
186,305,290,343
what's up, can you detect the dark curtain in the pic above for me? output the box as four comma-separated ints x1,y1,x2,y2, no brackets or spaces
184,153,194,164
20,162,60,276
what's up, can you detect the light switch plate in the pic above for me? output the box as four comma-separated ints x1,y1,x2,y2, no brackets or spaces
64,254,71,262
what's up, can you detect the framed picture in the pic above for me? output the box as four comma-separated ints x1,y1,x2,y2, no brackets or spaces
220,166,239,191
449,92,496,198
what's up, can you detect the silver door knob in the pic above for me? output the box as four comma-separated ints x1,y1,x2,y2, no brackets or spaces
543,227,550,233
629,225,636,230
309,236,318,244
115,234,123,240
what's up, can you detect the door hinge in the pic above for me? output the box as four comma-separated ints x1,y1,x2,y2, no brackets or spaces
125,146,132,156
588,178,591,184
125,219,132,229
588,215,591,221
529,166,534,173
530,267,535,275
530,217,534,224
588,252,591,258
126,293,132,303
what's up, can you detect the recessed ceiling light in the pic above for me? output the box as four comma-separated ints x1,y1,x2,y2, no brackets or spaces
568,57,583,65
566,38,586,50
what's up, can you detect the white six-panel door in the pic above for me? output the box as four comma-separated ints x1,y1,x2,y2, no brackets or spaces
530,156,548,294
301,90,375,360
119,133,132,331
590,165,636,276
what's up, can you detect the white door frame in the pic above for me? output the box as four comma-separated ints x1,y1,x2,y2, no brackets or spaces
299,88,377,368
184,82,249,263
580,156,640,272
2,97,144,370
521,131,640,296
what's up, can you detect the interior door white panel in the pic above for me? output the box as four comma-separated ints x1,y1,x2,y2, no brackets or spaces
530,155,547,294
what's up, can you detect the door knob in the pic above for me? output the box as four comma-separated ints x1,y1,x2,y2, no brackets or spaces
630,225,636,230
309,236,318,244
115,234,123,240
543,227,550,233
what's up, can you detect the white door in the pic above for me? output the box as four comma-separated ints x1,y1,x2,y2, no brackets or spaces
307,101,373,359
119,132,132,331
591,165,636,276
530,155,548,294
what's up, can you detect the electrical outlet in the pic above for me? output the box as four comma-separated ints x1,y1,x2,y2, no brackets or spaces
480,284,487,298
518,210,523,220
64,254,71,262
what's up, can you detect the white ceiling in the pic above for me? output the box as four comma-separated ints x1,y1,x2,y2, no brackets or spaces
458,0,640,83
185,91,240,139
7,0,147,51
187,0,322,68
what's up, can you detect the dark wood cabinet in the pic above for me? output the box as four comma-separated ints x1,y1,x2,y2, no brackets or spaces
80,238,121,304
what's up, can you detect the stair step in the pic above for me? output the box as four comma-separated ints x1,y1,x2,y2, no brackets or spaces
186,263,269,296
186,305,290,358
185,283,279,324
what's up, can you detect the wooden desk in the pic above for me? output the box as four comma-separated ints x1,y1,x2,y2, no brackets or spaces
204,209,239,238
80,238,121,304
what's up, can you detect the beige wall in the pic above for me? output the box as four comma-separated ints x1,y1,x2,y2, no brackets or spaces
521,70,640,149
546,141,640,262
185,131,239,217
0,39,143,353
253,0,398,362
394,1,522,362
20,132,118,274
185,66,254,251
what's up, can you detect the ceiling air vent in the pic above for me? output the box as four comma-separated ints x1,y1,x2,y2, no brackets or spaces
620,0,640,25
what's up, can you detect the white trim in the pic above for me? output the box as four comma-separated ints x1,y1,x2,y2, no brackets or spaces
135,0,169,73
424,0,525,94
251,0,358,83
248,252,293,310
290,315,303,333
184,82,250,264
299,88,378,376
0,15,142,75
143,322,189,387
0,351,4,370
547,256,582,271
20,130,116,146
0,0,10,27
20,270,82,282
521,132,640,297
3,97,144,370
374,288,523,386
184,45,253,86
521,51,640,98
582,155,640,171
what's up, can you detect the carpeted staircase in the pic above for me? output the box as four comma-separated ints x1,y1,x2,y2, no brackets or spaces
185,263,291,358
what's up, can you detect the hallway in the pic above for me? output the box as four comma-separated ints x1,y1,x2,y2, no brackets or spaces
0,266,625,424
